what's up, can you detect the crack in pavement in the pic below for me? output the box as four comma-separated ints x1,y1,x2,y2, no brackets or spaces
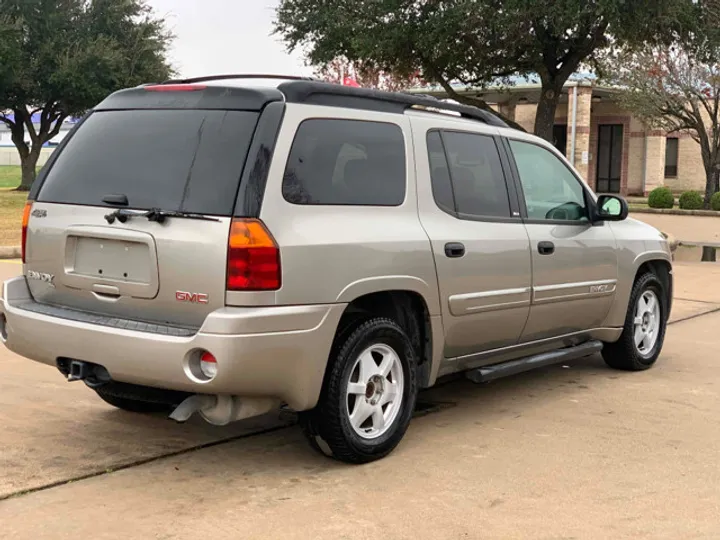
4,307,719,503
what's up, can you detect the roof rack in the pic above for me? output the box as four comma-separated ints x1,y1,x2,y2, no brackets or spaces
162,73,318,85
277,81,509,128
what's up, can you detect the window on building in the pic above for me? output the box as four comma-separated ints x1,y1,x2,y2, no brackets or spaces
665,138,679,178
427,130,512,219
282,119,406,206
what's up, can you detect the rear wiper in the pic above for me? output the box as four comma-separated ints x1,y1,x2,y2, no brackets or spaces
104,208,220,224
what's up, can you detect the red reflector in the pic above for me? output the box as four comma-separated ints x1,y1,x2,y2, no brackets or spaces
144,84,207,92
200,352,217,364
226,219,281,291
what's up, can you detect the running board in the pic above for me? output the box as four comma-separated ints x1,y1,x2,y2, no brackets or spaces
465,340,603,383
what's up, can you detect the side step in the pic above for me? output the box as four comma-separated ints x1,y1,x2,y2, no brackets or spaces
465,340,603,383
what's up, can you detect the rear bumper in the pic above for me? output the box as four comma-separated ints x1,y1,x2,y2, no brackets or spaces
1,277,345,411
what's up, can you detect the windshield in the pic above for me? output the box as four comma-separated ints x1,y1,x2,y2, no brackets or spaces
38,109,259,216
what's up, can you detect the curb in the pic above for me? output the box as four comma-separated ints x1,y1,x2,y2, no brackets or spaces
0,246,20,260
630,208,720,217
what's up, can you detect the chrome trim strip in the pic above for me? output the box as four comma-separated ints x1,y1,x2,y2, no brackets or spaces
452,287,531,301
533,279,617,293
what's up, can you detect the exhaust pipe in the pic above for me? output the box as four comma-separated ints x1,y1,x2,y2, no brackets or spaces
170,394,278,426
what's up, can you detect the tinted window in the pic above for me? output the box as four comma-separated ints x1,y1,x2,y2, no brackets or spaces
509,139,588,222
427,131,455,213
432,131,511,218
665,137,679,177
38,110,258,215
282,119,405,206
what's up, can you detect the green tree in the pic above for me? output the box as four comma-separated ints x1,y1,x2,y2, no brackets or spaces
0,0,173,190
276,0,695,141
608,45,720,207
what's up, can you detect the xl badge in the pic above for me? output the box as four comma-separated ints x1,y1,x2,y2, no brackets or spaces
27,270,55,287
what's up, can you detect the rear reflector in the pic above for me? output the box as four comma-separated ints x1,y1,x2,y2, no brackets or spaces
199,351,218,379
21,201,32,263
226,219,281,291
144,84,207,92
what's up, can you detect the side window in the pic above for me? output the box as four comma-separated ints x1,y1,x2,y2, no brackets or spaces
509,139,588,222
427,130,511,218
282,119,406,206
427,131,455,213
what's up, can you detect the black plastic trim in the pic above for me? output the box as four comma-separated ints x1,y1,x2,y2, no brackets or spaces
278,81,509,128
15,301,198,337
233,102,286,218
466,340,603,383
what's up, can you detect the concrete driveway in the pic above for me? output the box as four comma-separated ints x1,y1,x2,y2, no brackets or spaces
1,260,719,539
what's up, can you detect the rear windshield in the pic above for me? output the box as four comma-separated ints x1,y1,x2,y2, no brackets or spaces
38,109,259,215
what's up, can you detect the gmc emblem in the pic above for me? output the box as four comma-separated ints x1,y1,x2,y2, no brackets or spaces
176,291,209,304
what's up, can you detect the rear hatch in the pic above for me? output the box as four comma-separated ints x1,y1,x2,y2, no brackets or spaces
24,86,276,329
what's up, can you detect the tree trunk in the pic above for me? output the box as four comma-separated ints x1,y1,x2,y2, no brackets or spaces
17,147,41,192
703,167,719,209
534,82,561,142
701,246,717,262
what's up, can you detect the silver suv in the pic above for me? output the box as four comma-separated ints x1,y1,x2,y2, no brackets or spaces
1,75,672,463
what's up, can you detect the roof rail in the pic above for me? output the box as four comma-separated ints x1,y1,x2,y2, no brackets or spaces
277,81,509,128
162,74,318,85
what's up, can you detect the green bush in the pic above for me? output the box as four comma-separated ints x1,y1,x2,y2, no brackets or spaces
648,187,675,209
711,192,720,211
678,190,704,210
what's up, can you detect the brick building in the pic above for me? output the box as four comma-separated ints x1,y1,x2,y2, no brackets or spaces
415,75,706,196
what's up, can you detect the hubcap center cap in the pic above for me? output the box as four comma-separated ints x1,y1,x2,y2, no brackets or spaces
365,376,384,402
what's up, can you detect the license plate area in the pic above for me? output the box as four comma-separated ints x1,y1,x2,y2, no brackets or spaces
71,237,151,283
62,226,159,299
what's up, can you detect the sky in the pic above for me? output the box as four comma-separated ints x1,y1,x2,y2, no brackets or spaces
145,0,311,79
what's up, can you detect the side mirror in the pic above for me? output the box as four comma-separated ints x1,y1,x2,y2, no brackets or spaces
594,195,629,222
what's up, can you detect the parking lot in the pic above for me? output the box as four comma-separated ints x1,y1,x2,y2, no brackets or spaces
2,260,720,539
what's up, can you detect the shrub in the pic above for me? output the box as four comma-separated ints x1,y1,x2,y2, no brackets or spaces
711,192,720,211
648,187,675,209
678,191,704,210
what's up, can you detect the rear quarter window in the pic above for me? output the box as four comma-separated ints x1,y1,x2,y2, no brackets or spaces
37,109,259,216
282,119,406,206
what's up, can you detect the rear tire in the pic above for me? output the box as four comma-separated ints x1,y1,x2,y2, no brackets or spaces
299,317,418,464
603,272,668,371
94,386,175,414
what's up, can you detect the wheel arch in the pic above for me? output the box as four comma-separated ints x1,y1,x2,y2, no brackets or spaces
605,251,673,328
331,288,441,389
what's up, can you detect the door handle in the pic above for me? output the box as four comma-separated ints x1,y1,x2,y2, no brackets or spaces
444,242,466,258
538,241,555,255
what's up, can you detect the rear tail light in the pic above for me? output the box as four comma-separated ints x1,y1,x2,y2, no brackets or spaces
21,201,32,263
226,219,280,291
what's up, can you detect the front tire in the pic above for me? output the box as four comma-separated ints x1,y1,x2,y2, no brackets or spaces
300,317,418,464
603,272,668,371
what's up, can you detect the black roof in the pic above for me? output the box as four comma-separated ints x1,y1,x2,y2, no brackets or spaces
95,74,509,128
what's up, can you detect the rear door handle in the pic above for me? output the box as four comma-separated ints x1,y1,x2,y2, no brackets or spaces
444,242,466,258
538,241,555,255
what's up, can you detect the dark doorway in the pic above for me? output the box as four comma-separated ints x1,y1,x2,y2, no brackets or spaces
553,124,568,157
596,124,623,193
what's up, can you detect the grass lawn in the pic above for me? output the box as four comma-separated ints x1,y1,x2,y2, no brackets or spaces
0,166,28,246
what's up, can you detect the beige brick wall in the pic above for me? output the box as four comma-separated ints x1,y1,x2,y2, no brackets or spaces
515,104,536,132
627,136,644,194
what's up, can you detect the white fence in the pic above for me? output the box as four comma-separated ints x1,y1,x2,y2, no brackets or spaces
0,147,55,167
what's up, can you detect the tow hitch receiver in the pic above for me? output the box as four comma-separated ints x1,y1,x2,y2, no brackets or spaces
56,358,111,387
67,360,89,382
